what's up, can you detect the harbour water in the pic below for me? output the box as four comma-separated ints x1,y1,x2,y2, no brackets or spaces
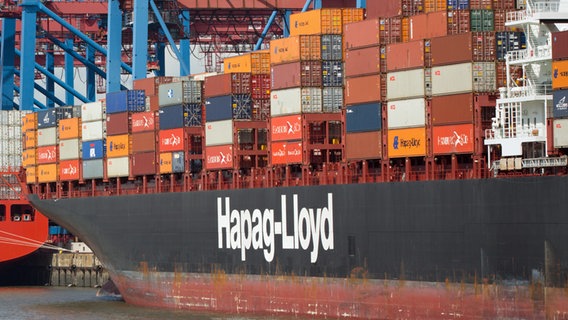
0,286,287,319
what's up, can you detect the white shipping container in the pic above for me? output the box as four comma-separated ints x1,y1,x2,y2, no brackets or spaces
271,88,302,116
81,101,104,122
82,120,105,141
107,156,129,178
205,120,234,147
301,87,323,113
387,98,427,129
387,68,426,100
432,62,496,96
472,62,496,93
554,118,568,148
59,138,81,160
37,127,57,147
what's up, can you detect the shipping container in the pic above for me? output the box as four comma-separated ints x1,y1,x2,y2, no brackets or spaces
387,40,425,72
345,131,382,160
22,112,37,132
106,112,130,136
431,62,496,95
365,0,401,19
36,145,57,164
290,9,342,36
22,149,36,167
271,115,303,142
447,10,471,35
82,140,105,160
379,17,402,45
81,120,105,142
81,101,104,122
251,75,271,100
205,144,234,170
409,11,448,41
159,152,173,174
58,117,81,140
553,118,568,148
37,163,57,183
344,18,380,50
424,0,447,12
159,103,202,129
496,32,526,60
553,89,568,118
36,109,56,129
269,35,322,65
205,120,233,147
204,94,253,121
552,31,568,61
106,134,130,158
386,69,426,100
131,111,156,132
388,127,427,158
553,60,568,90
432,124,474,154
431,93,474,125
321,34,343,61
345,74,382,105
271,141,303,165
493,0,515,10
271,61,322,89
470,0,492,9
224,51,271,74
107,156,129,178
158,80,202,106
341,7,364,25
59,138,80,160
345,46,382,77
133,76,175,96
82,159,104,179
203,73,250,98
470,9,494,31
402,0,424,16
132,131,156,153
447,0,470,10
106,90,146,114
172,151,185,173
345,102,382,133
322,87,343,113
387,98,427,129
59,159,80,181
37,127,57,147
24,130,36,149
159,128,185,152
252,99,271,121
270,87,323,116
25,165,36,184
146,95,159,112
131,152,156,176
322,61,343,87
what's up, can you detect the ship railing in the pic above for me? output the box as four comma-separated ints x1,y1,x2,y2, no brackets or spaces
506,46,551,64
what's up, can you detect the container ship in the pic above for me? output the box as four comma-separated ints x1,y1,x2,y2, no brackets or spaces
24,1,568,318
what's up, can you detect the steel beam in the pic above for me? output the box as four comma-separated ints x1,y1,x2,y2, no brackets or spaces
132,0,149,80
19,0,39,111
46,44,55,108
86,45,95,101
180,10,191,76
65,38,74,105
107,0,122,92
1,18,16,110
254,10,278,51
156,42,166,77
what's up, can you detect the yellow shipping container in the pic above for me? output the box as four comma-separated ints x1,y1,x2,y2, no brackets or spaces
553,60,568,90
270,36,300,64
22,113,37,132
223,54,252,74
106,134,130,158
22,149,36,167
388,127,427,158
251,50,271,74
37,164,57,183
24,130,37,149
159,152,173,174
25,166,37,184
290,9,342,36
58,117,81,140
342,8,365,25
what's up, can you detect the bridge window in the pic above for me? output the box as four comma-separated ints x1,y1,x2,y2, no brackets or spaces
0,205,5,221
10,205,34,222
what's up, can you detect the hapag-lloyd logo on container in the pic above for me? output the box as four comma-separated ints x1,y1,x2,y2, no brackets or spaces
271,115,302,141
62,163,78,175
132,116,154,129
37,149,56,161
207,151,232,165
217,194,334,263
437,131,469,147
162,133,181,147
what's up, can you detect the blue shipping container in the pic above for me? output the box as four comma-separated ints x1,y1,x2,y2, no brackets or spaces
496,32,526,61
322,61,343,87
82,140,105,160
106,90,146,114
184,103,203,127
447,0,469,10
36,109,56,128
159,104,185,130
232,94,253,120
172,151,185,173
554,89,568,118
206,95,233,121
346,103,382,133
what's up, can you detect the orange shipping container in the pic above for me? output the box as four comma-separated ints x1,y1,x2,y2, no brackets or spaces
424,0,447,12
386,40,425,72
159,152,173,174
251,50,271,74
342,8,365,25
343,18,380,50
22,113,37,132
432,124,474,154
271,115,302,142
205,145,233,170
24,130,36,149
37,163,57,183
345,131,382,160
290,9,342,36
36,145,57,164
25,166,37,184
388,127,427,158
106,134,130,158
159,128,184,152
553,60,568,90
270,36,321,64
22,149,36,167
345,74,382,105
224,51,271,75
58,117,81,140
409,11,448,41
59,159,81,181
271,141,303,165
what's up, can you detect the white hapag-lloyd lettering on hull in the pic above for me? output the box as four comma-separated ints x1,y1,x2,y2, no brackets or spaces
217,193,334,263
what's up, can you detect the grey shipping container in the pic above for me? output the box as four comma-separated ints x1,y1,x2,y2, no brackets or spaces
346,102,382,133
172,151,185,173
321,35,343,61
554,118,568,148
553,89,568,118
322,61,343,87
82,159,104,179
323,87,343,113
496,32,526,60
159,80,202,107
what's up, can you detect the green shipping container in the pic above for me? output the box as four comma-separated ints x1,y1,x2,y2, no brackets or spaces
470,10,494,31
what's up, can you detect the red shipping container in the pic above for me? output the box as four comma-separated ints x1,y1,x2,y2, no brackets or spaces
552,31,568,61
59,159,81,181
106,112,130,135
131,111,156,133
204,73,251,98
271,141,303,165
132,131,156,153
147,95,160,112
271,61,322,90
205,145,233,170
251,74,271,100
252,99,271,121
345,74,382,105
133,76,175,96
410,11,447,41
379,17,402,45
496,61,523,88
492,0,515,10
344,18,380,50
402,0,424,16
431,93,474,125
432,124,475,154
271,115,302,142
447,10,470,35
345,131,382,160
470,0,492,9
386,40,425,72
431,32,496,66
131,152,157,176
36,145,57,164
345,46,382,77
365,0,401,19
159,128,184,152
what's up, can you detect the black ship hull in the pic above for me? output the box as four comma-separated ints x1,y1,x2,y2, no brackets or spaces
29,176,568,318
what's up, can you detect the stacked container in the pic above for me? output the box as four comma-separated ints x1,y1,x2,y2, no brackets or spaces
81,101,106,180
0,111,26,199
58,117,82,182
36,108,74,183
22,113,37,184
133,76,174,111
552,30,568,148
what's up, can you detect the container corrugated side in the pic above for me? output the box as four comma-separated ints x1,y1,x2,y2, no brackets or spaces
37,145,57,164
159,152,173,173
387,98,427,129
106,112,130,136
159,104,185,129
345,46,382,77
223,54,252,74
158,128,185,152
387,127,427,158
106,156,129,178
432,62,495,95
81,101,104,122
133,76,175,96
553,118,568,148
343,18,380,50
132,131,156,153
131,111,156,132
106,134,130,158
131,152,156,176
271,61,323,89
59,138,80,160
386,40,425,72
553,89,568,118
82,159,104,179
36,109,56,129
205,120,234,147
81,120,105,142
270,88,316,116
269,36,301,64
409,11,448,41
386,68,425,100
365,1,401,19
345,131,382,160
159,82,184,107
345,102,382,133
25,166,37,184
37,127,57,147
106,90,146,114
431,93,474,125
289,9,342,36
345,75,382,105
58,117,81,140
